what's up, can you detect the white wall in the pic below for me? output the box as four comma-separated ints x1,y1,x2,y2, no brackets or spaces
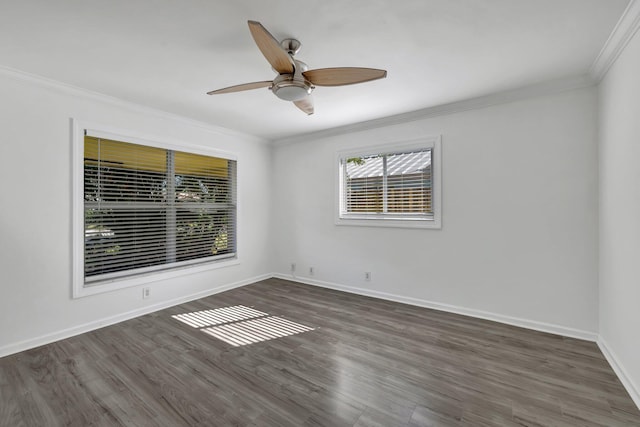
0,67,603,358
272,87,599,337
598,26,640,404
0,71,273,355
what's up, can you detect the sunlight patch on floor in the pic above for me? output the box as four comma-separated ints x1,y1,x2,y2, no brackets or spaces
172,305,314,347
171,305,268,328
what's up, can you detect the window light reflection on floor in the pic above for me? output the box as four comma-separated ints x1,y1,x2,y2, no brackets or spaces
172,305,268,328
172,305,314,347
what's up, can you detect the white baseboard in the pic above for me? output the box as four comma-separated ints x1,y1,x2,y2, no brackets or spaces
598,337,640,410
272,273,598,342
4,272,638,412
0,273,272,358
274,274,639,411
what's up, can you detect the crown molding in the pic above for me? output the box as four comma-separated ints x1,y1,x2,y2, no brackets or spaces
590,0,640,82
0,65,268,144
0,63,597,147
273,74,595,146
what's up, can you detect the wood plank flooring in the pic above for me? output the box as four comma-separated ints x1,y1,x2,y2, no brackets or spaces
1,278,639,426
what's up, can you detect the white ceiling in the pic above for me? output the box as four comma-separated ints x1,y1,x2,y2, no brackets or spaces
0,0,629,140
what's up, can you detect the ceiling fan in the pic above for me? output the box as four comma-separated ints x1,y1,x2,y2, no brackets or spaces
207,21,387,115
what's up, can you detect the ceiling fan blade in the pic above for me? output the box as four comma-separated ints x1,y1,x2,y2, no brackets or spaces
207,80,272,95
248,20,295,74
303,67,387,87
293,96,314,115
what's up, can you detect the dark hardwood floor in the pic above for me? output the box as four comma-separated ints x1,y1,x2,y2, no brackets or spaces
1,278,639,426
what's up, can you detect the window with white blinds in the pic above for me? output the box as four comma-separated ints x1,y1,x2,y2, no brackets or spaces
82,135,237,286
337,138,441,228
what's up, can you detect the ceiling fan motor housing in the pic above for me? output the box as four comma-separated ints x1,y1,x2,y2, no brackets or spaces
271,59,313,101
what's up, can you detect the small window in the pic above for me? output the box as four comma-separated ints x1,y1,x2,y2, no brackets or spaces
72,121,238,297
336,137,441,228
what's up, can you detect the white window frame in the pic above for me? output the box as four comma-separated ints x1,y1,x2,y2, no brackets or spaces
335,136,442,229
71,119,240,298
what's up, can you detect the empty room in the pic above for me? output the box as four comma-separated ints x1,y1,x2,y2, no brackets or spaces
1,0,640,425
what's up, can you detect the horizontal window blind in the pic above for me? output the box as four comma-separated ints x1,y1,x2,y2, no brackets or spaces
84,136,236,284
341,148,432,219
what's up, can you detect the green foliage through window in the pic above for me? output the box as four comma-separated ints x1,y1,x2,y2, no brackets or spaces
84,136,236,281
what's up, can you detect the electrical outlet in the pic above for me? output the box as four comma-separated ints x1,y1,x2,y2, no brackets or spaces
309,266,314,276
142,287,151,299
365,272,371,281
291,263,296,273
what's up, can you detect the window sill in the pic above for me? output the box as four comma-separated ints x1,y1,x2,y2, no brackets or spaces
335,217,441,229
73,257,239,298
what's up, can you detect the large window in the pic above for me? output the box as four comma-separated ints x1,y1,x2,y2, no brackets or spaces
337,138,441,228
73,121,237,297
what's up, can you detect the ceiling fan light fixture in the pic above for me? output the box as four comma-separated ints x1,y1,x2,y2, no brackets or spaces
273,84,311,101
271,75,313,101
